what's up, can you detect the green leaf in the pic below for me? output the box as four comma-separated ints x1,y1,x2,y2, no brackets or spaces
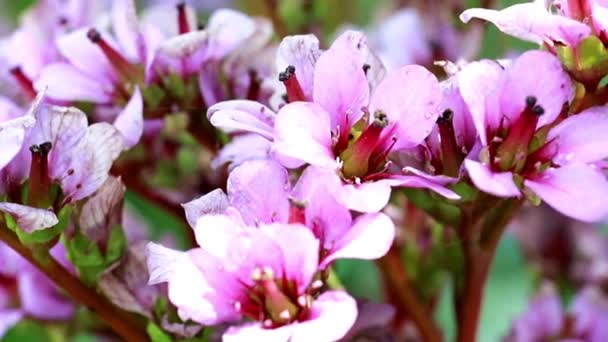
147,323,172,342
2,320,52,342
15,206,72,245
333,259,382,301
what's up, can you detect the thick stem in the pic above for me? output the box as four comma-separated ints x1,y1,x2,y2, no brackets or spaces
456,199,523,342
0,226,149,341
377,248,443,342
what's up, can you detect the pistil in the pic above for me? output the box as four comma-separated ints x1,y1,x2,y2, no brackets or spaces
279,66,306,102
9,66,36,100
28,142,52,208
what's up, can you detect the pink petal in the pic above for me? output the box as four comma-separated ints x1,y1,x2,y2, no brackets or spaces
61,123,123,202
193,214,245,257
440,78,476,150
0,203,58,233
212,134,272,170
78,176,124,244
35,63,113,103
290,291,358,342
546,106,608,164
457,60,503,145
369,65,441,149
227,160,290,225
276,34,322,101
291,166,352,247
113,87,143,149
111,0,145,62
525,163,608,222
321,212,395,268
464,159,521,197
388,167,461,200
511,284,563,340
273,102,336,169
259,223,320,293
207,100,276,140
18,270,73,319
0,125,26,170
56,28,117,84
182,189,229,228
339,179,393,213
145,243,233,325
313,34,370,130
460,4,591,46
499,51,573,128
205,9,257,60
223,323,293,342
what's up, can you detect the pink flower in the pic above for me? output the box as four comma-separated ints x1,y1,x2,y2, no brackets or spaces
209,31,459,213
182,159,395,268
460,0,593,47
0,242,74,338
0,93,123,233
507,284,608,341
462,50,608,222
146,221,357,341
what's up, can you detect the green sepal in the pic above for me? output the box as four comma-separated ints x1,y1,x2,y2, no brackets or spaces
105,224,127,265
557,36,608,85
14,205,72,246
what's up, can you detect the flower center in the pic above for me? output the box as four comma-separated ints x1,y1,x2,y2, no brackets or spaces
491,96,545,173
339,110,394,179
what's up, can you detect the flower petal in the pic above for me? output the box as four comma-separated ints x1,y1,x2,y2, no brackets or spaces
273,102,336,169
546,106,608,164
0,203,58,233
525,163,608,222
207,100,276,140
0,125,26,170
499,50,573,127
78,176,125,244
464,159,521,197
35,63,113,103
276,34,322,101
182,189,229,228
369,65,441,149
291,166,353,248
339,179,393,213
457,60,503,145
212,134,272,170
193,214,245,257
313,33,370,130
60,123,123,202
290,291,358,342
56,28,117,84
321,213,395,268
460,4,591,46
223,323,293,342
111,0,144,62
145,243,234,325
18,270,73,319
259,223,320,293
113,87,143,149
227,160,290,225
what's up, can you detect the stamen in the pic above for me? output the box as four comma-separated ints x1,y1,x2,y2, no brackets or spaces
437,109,461,177
9,66,36,100
279,65,306,102
176,2,191,34
28,142,53,207
362,64,371,75
87,28,138,81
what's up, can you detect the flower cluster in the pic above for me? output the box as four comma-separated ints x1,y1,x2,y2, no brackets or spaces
0,0,607,341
